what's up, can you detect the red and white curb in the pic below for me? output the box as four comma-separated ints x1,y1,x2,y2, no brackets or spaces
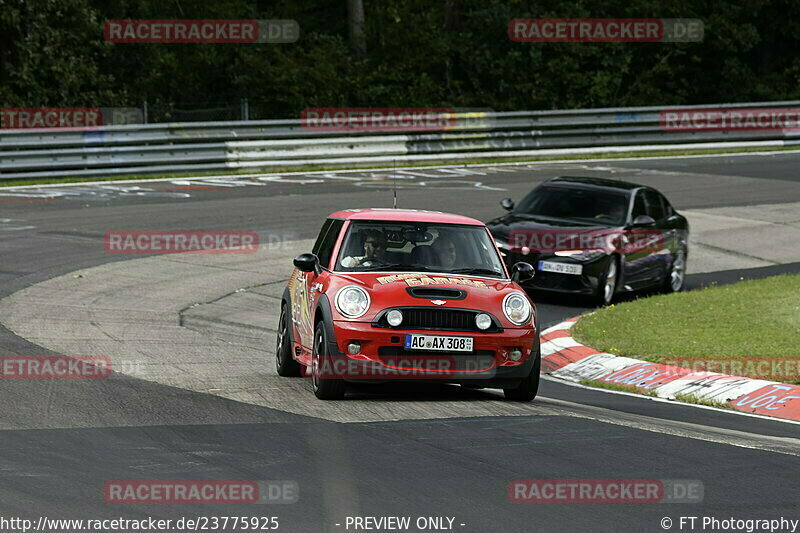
540,318,800,423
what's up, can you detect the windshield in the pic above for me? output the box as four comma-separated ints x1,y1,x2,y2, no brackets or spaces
336,221,506,277
515,186,630,225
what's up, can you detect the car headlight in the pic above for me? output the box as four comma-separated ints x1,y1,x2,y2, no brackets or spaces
553,250,605,262
335,285,370,318
495,239,511,250
503,292,532,326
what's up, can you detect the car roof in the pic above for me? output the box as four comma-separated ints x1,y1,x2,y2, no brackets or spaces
544,176,643,192
328,208,484,226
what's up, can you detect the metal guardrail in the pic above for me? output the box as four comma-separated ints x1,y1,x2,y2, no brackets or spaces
2,101,800,180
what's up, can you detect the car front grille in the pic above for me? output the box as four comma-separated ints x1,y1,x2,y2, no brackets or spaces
373,308,502,332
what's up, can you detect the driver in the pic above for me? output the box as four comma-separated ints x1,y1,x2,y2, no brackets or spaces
341,229,387,267
610,202,627,221
596,201,627,222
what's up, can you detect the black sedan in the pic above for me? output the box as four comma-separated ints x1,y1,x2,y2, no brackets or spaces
487,176,689,306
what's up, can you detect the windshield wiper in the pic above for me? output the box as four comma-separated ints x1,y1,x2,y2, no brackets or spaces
448,267,503,277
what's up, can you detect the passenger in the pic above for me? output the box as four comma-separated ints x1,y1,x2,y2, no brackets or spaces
432,234,458,268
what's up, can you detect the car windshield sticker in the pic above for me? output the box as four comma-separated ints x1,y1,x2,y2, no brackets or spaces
376,274,488,288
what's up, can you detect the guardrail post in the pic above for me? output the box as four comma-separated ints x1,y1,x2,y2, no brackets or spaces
142,101,148,124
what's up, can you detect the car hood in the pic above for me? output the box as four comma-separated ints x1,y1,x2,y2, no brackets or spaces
327,271,530,326
487,213,623,253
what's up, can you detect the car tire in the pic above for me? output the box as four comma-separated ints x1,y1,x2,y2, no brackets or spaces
663,247,687,294
593,255,619,307
311,322,346,400
275,304,302,377
503,341,541,402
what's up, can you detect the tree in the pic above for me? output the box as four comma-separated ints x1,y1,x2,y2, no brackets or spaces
347,0,366,58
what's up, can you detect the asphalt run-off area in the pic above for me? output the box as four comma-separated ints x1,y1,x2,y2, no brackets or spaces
1,153,800,531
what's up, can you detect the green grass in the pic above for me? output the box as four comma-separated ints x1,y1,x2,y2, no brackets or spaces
3,145,800,188
572,274,800,382
579,379,659,396
672,393,734,410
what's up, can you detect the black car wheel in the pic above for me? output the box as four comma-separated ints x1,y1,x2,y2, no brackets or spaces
663,248,687,293
594,255,619,307
503,341,541,402
311,322,346,400
275,305,302,377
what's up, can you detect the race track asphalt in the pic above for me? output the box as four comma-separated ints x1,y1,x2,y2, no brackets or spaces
0,153,799,532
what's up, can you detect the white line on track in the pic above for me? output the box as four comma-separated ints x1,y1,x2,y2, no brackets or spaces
4,148,800,190
542,375,800,426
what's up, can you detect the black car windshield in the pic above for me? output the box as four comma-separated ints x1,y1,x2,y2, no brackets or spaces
336,221,505,277
516,186,630,225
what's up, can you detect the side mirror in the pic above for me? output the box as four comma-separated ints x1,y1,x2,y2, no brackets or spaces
500,198,515,211
511,262,535,283
294,253,320,274
632,215,656,227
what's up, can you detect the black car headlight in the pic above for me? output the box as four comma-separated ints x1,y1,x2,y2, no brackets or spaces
495,239,511,257
553,250,605,262
495,239,512,250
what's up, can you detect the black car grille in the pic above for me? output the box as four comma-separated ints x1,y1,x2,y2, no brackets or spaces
373,308,502,332
533,271,591,290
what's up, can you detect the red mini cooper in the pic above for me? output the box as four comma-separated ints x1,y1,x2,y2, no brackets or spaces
275,208,540,400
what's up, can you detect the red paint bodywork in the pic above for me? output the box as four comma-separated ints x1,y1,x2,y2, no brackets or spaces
285,209,538,379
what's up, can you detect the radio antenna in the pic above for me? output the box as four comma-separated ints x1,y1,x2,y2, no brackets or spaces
392,159,398,209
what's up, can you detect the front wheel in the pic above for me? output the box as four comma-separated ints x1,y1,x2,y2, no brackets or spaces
593,255,619,307
311,322,346,400
504,342,541,402
663,248,687,293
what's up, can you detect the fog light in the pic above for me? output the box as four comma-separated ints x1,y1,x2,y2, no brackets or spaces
347,342,361,355
386,309,403,327
509,348,523,361
475,313,492,330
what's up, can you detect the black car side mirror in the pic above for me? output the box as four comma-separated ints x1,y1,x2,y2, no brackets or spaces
500,198,515,211
294,253,320,274
511,262,535,283
632,215,656,227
